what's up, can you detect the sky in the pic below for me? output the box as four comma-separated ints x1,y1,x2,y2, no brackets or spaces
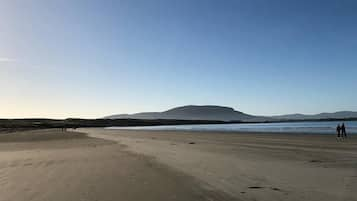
1,0,357,118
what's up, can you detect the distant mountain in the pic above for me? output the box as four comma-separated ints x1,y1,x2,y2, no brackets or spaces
105,105,357,122
272,111,357,120
105,105,269,122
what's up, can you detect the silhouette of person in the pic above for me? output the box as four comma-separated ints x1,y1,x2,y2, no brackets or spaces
341,123,347,138
336,124,341,138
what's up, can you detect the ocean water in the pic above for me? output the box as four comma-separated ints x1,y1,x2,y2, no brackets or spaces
107,120,357,134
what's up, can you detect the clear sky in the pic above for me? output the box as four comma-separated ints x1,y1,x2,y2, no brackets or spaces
1,0,357,118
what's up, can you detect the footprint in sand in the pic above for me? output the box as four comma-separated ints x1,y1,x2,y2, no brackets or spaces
248,186,264,189
248,186,282,192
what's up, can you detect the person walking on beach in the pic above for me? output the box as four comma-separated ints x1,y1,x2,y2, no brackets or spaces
336,124,341,138
341,123,347,138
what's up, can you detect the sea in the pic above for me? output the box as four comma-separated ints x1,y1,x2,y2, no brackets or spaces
107,120,357,135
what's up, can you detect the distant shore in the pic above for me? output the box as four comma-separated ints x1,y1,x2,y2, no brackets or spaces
1,117,357,132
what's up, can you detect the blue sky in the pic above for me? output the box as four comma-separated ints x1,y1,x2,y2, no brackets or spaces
1,0,357,118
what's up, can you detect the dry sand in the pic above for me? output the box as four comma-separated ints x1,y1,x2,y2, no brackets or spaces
0,129,234,201
80,128,357,201
1,128,357,201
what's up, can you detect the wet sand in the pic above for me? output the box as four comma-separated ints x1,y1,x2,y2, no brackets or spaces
81,128,357,201
0,129,234,201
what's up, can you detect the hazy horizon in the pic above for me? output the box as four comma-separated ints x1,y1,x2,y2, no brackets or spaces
1,0,357,118
2,104,357,120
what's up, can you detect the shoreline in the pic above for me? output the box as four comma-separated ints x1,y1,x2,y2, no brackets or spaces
105,120,357,135
105,127,354,136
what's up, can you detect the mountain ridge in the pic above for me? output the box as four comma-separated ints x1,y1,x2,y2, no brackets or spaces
105,105,267,122
105,105,357,122
272,111,357,120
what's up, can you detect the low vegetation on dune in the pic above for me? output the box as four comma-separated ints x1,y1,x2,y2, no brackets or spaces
0,118,227,132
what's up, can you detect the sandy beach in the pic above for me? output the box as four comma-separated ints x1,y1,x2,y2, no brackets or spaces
81,128,357,201
1,128,357,201
0,129,234,201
